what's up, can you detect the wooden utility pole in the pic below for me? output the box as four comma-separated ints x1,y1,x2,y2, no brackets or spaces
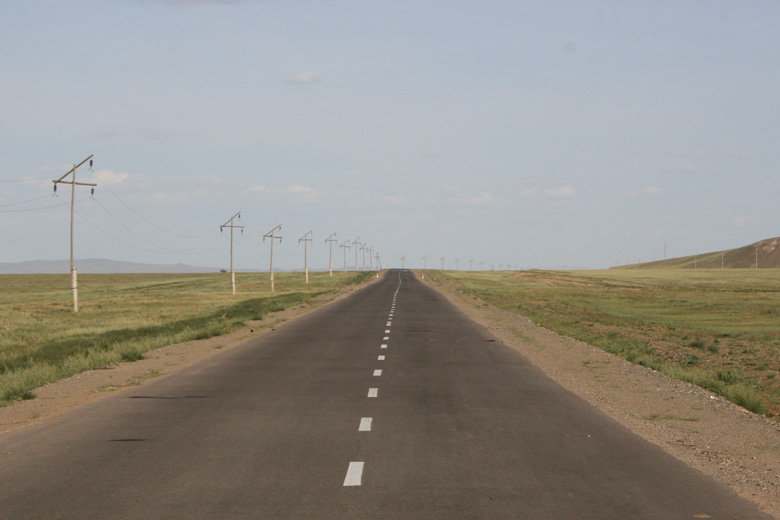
325,232,337,277
220,211,243,295
263,225,282,292
340,239,350,273
360,243,368,270
299,230,313,284
52,155,95,313
352,237,361,271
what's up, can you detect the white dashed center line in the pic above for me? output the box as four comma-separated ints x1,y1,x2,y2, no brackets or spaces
368,388,378,398
378,355,385,361
381,344,387,349
359,417,373,432
373,369,382,376
383,336,389,340
343,462,364,486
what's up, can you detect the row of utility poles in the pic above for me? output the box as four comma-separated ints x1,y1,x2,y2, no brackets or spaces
220,220,382,295
52,154,384,312
413,255,506,271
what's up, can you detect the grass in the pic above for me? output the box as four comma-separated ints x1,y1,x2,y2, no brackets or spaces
0,270,373,403
433,269,780,418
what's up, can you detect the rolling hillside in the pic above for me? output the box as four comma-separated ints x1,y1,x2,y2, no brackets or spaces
616,237,780,269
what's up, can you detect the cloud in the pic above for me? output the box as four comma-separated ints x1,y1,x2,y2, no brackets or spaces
732,216,760,227
627,186,661,197
140,0,263,4
93,169,137,186
544,186,576,198
287,72,322,85
247,184,318,201
445,190,502,206
145,189,207,204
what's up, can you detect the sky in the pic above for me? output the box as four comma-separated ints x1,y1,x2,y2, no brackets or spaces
2,0,779,271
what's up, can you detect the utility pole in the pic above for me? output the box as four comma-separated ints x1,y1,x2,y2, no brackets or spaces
422,255,427,270
325,232,337,277
469,259,474,270
440,256,445,270
340,239,350,273
455,258,460,270
352,237,361,271
479,261,484,270
368,246,374,270
299,230,313,284
375,251,381,270
52,154,95,313
263,225,282,292
220,211,244,295
360,243,368,270
400,255,406,269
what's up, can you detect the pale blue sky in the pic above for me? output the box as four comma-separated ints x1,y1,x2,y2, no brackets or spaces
2,1,779,270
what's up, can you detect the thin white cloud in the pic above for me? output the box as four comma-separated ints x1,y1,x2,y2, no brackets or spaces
283,184,316,195
145,189,207,205
93,169,136,186
732,216,759,227
627,186,661,197
287,72,322,85
247,184,319,201
544,186,576,198
445,190,502,206
140,0,262,4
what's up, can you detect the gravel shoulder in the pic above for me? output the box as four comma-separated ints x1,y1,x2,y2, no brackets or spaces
421,271,780,519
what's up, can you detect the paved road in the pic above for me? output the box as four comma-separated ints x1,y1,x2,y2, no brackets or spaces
0,270,771,519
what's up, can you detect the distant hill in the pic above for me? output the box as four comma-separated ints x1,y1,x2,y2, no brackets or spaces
615,237,780,269
0,259,222,274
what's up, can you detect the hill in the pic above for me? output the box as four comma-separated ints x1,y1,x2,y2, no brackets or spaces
0,259,221,275
615,237,780,269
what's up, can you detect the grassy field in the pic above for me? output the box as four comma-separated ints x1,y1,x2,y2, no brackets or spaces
434,269,780,419
0,270,373,403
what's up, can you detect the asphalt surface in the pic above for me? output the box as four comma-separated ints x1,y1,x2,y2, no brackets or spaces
0,269,771,519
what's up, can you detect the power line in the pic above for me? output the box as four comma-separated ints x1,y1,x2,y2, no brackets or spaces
0,194,53,208
0,176,52,183
93,172,218,239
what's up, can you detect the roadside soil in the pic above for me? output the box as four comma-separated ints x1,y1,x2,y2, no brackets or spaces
2,271,779,518
421,271,780,519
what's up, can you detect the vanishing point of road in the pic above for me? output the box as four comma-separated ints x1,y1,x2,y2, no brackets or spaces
0,270,770,519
